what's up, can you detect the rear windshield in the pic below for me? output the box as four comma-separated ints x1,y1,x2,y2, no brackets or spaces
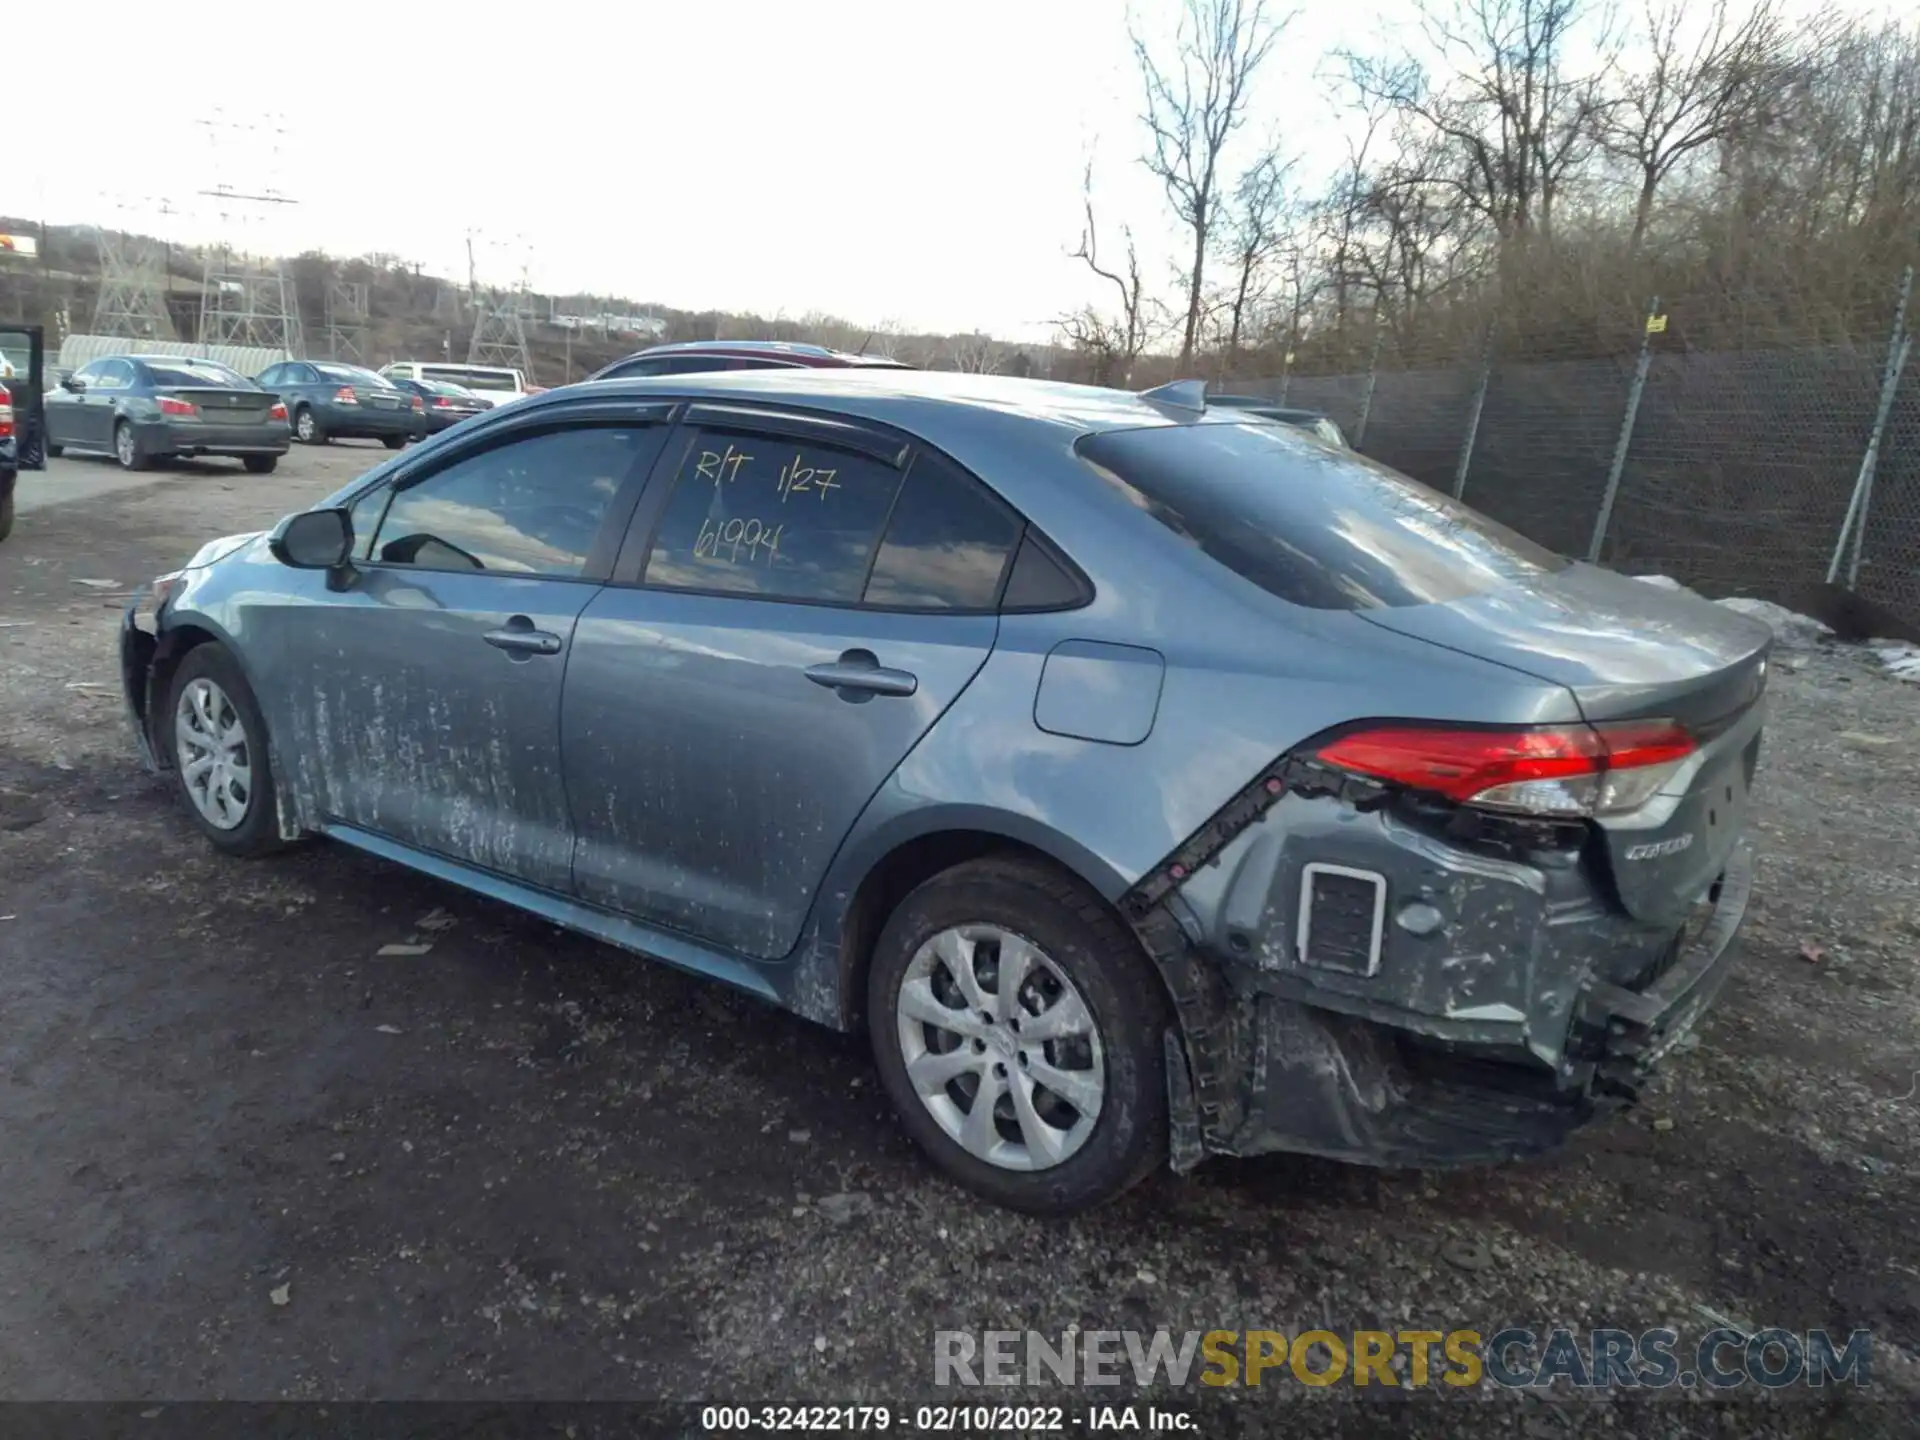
316,363,397,389
423,366,518,390
1076,422,1568,611
145,362,253,389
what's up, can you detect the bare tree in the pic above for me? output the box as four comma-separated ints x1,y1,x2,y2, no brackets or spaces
1347,0,1608,285
1059,162,1152,385
946,333,1003,373
1598,0,1799,256
1220,151,1296,353
1134,0,1288,366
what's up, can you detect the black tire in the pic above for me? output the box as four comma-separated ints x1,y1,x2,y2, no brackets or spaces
0,492,13,542
161,644,288,858
243,455,279,475
868,856,1170,1215
381,435,406,450
45,442,63,458
114,420,149,471
293,406,325,444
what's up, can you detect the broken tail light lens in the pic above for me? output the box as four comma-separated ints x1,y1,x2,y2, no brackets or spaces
1315,720,1696,818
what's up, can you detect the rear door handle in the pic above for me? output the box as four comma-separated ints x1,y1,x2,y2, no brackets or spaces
805,650,918,698
484,618,563,656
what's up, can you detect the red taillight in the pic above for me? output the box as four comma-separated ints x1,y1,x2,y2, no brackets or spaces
432,396,453,408
1314,720,1696,818
334,386,358,404
158,396,198,417
269,402,288,422
0,382,12,439
410,395,425,413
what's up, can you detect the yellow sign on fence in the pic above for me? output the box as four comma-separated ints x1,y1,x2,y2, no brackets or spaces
1646,313,1669,333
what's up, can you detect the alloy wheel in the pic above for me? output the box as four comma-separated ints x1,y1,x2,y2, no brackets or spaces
174,677,253,830
115,424,135,467
894,924,1106,1172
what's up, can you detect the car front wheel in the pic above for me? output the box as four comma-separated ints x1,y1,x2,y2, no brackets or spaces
163,645,288,858
868,856,1169,1214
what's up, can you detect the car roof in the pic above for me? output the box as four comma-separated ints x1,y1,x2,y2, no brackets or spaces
620,340,907,368
530,367,1258,443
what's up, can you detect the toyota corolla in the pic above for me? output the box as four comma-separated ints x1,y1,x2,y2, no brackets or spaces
119,369,1771,1213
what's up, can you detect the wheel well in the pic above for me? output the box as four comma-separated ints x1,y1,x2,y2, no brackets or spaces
145,624,222,765
835,830,1135,1034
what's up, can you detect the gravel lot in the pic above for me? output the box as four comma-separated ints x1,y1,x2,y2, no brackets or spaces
2,444,1917,1434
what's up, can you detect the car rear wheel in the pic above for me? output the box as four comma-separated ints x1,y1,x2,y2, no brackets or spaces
293,407,324,444
243,455,279,474
0,492,13,542
868,856,1169,1214
114,420,148,471
163,645,288,858
382,435,406,450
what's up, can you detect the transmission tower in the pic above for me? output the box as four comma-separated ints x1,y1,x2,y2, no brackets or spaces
193,111,305,354
322,276,370,361
465,231,535,377
91,197,179,340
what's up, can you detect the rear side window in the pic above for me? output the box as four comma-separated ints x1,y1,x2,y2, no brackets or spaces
864,452,1021,610
1076,423,1567,610
643,430,903,603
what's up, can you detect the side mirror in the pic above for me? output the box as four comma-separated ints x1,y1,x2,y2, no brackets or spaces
60,374,84,392
269,508,354,569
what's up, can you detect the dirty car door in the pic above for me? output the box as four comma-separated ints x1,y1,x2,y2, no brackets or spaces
269,413,668,888
563,415,1019,959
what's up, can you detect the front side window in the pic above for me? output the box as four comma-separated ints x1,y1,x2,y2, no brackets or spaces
1077,421,1568,611
863,451,1021,610
643,429,904,603
370,424,652,576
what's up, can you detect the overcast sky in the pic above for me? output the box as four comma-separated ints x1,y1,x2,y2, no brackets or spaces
6,0,1898,343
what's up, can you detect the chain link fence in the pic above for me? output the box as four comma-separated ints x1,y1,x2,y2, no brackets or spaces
1224,274,1920,633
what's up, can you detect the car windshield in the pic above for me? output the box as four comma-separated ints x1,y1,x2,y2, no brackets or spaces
316,364,396,389
145,361,253,389
1077,421,1568,611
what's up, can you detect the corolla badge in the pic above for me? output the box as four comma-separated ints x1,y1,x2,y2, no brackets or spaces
1626,834,1695,861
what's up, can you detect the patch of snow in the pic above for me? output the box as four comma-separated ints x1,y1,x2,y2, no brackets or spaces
1715,596,1833,648
1869,640,1920,684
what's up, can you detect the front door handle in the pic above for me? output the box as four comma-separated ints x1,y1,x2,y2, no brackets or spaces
805,649,918,699
483,616,563,656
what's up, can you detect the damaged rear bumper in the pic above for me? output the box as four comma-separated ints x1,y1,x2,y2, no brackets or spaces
1134,764,1754,1172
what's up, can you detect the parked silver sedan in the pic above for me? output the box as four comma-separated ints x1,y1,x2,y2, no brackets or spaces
119,369,1771,1212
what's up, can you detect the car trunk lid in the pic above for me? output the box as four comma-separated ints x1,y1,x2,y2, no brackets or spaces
163,387,274,424
1359,562,1773,925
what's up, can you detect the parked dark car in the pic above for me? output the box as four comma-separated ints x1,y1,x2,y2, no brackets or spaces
44,355,291,473
119,370,1770,1214
1206,393,1349,448
588,340,913,382
256,360,424,448
0,323,45,542
389,376,493,434
0,381,16,541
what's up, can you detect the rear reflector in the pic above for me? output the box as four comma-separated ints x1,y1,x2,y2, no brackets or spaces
1314,720,1696,818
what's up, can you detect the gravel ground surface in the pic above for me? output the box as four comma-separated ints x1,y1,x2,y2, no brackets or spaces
1,445,1917,1436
